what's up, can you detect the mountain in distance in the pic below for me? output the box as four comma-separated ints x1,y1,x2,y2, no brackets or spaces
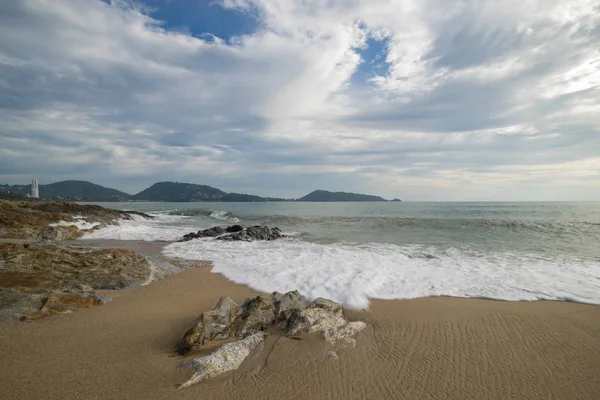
130,182,289,202
132,182,225,202
297,190,392,202
1,180,400,202
1,180,130,201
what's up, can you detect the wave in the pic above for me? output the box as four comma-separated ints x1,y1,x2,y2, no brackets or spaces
168,208,240,222
253,214,600,237
163,239,600,309
82,213,196,241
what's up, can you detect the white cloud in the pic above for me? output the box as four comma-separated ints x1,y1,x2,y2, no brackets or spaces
0,0,598,200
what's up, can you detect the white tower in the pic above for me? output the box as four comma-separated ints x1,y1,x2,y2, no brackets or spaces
31,179,39,198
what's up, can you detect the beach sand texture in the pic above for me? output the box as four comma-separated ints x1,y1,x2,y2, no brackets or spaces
1,265,600,400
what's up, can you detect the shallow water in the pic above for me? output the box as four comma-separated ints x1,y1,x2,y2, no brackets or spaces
83,201,600,308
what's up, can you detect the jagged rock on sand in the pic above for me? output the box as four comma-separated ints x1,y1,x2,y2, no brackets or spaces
177,297,240,355
284,297,367,344
177,291,366,387
179,332,268,389
272,290,309,328
179,225,285,242
232,294,277,337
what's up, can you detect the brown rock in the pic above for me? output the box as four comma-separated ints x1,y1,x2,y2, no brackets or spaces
0,200,153,240
177,297,240,355
231,294,276,337
0,242,207,321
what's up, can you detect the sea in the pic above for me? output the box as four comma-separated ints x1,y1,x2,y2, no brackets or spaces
81,202,600,309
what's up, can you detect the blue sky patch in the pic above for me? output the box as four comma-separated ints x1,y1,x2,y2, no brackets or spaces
352,35,392,85
143,0,259,41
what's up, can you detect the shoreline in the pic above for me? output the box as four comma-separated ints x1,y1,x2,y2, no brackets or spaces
1,239,600,399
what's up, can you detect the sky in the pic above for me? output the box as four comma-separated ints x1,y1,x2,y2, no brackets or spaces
0,0,599,201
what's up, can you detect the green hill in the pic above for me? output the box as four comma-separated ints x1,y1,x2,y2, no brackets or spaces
297,190,388,202
2,180,130,201
132,182,226,202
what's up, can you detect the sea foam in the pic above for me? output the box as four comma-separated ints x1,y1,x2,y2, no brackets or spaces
81,213,196,241
163,238,600,309
50,220,100,230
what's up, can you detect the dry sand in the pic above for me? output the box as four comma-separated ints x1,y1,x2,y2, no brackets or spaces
1,242,600,399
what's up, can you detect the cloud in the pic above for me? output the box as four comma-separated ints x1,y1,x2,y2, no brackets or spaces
0,0,598,200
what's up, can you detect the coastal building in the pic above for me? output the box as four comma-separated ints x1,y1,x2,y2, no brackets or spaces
31,179,39,198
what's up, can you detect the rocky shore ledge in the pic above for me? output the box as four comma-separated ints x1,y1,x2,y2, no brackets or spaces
0,200,208,321
0,242,208,322
0,200,152,241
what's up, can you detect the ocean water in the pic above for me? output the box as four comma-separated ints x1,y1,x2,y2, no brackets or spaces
82,202,600,309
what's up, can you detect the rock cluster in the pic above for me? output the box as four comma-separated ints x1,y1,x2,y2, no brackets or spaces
177,291,366,387
0,242,209,321
179,225,284,242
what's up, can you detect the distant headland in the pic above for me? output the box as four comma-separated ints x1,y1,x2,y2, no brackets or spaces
0,180,401,203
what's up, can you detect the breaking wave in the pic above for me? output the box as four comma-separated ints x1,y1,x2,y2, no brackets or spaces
163,238,600,310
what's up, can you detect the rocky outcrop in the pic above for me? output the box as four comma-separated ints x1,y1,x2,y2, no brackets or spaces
286,298,366,345
179,332,268,389
177,297,240,355
177,292,365,387
0,242,209,322
179,225,285,242
0,200,153,241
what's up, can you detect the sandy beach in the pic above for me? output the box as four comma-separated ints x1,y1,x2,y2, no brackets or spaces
0,241,599,399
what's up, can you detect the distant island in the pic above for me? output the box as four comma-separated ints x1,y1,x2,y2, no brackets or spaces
298,190,388,202
0,180,400,203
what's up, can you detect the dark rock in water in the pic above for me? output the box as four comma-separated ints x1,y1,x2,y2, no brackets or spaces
226,225,243,233
407,252,440,260
218,225,284,242
180,226,226,242
180,225,285,242
197,226,225,237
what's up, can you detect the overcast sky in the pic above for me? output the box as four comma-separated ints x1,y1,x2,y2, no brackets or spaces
0,0,599,200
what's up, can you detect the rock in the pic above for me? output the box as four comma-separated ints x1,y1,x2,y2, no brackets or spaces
21,292,105,321
179,226,227,242
284,297,365,344
0,290,46,323
0,200,153,241
177,297,240,355
177,292,366,387
0,243,208,321
180,225,285,242
40,225,81,241
285,297,345,337
321,321,367,345
218,226,285,242
272,290,309,328
231,294,275,337
179,332,268,389
226,225,243,233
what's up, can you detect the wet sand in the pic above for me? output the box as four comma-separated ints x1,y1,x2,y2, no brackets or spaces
1,241,600,399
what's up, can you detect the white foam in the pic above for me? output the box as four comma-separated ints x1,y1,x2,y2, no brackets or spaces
49,220,100,230
209,210,240,223
163,239,600,309
81,213,196,241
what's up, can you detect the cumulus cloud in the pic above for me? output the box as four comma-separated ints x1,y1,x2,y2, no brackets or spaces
0,0,598,200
